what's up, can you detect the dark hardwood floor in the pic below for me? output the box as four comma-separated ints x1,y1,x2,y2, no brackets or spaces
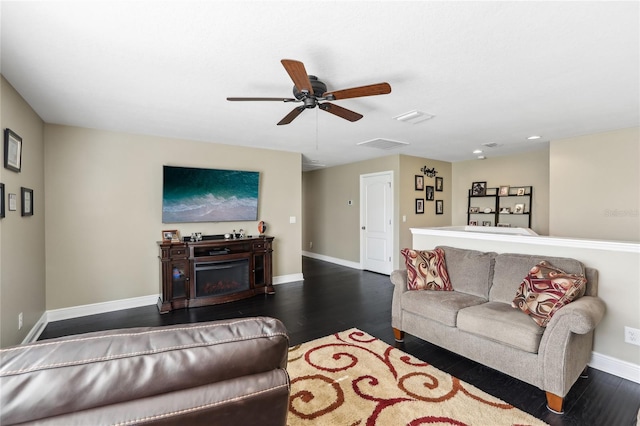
39,257,640,426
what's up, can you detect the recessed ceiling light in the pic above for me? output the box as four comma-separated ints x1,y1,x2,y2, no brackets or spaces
527,135,541,140
477,155,486,160
473,149,483,154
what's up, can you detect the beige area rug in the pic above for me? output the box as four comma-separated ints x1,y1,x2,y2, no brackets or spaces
287,329,548,426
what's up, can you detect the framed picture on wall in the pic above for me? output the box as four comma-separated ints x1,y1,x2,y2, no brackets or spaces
0,183,4,218
8,193,17,211
21,187,33,216
415,175,424,191
435,199,443,215
425,186,434,201
415,198,424,214
4,129,22,173
435,177,443,191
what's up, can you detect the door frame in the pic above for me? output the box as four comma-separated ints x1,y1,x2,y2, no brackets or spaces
359,170,394,273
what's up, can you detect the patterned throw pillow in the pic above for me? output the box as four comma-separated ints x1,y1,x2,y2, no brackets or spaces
512,261,587,327
400,247,452,291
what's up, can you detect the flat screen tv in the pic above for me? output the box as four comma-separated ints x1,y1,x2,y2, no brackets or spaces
162,165,259,223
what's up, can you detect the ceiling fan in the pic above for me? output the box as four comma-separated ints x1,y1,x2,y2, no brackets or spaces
227,59,391,125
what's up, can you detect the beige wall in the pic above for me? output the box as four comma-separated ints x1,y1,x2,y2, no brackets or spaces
0,77,46,347
303,155,399,265
44,125,302,310
303,154,452,269
550,128,639,242
452,147,550,235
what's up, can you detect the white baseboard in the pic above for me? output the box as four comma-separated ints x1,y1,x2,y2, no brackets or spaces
46,294,160,323
302,251,361,270
590,351,640,384
274,273,304,284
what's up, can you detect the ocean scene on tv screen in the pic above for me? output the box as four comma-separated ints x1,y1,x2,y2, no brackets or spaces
162,166,259,223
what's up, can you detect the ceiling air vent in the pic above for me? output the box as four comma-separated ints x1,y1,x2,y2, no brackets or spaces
357,138,410,150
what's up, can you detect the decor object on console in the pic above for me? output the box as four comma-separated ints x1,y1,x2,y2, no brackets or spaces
0,317,290,426
391,246,605,414
258,220,267,235
158,234,274,313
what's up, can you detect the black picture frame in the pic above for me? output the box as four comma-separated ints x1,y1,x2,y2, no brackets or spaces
4,128,22,173
415,175,424,191
435,199,444,215
21,187,33,216
435,176,443,192
425,186,434,201
471,181,487,196
0,183,4,218
415,198,424,214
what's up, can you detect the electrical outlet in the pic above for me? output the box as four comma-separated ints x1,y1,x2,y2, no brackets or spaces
18,312,23,330
624,326,640,346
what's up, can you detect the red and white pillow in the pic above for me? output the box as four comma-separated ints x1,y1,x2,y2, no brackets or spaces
512,261,587,327
401,247,452,291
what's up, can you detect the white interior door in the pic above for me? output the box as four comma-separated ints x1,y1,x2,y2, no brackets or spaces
360,171,393,274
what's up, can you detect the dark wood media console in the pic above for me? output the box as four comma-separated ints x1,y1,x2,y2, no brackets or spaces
157,235,274,313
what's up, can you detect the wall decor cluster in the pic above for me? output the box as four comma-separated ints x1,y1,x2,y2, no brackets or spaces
2,128,33,219
414,171,444,215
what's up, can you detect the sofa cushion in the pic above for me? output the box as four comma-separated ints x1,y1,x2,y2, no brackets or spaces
457,302,544,353
437,246,496,298
401,247,452,291
401,290,487,327
489,253,585,304
512,261,587,327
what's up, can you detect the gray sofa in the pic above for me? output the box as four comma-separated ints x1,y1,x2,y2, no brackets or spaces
0,317,290,425
391,245,606,414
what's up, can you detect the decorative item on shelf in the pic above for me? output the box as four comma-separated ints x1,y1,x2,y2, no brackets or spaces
469,220,478,226
239,229,245,238
499,186,510,196
483,207,492,214
162,230,181,243
420,166,437,178
469,207,480,213
258,220,267,235
224,233,232,239
514,203,525,214
498,223,511,227
471,181,487,196
190,232,203,242
482,221,492,226
517,188,526,196
500,207,511,214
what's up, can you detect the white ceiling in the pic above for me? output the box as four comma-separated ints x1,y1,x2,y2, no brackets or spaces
1,1,638,170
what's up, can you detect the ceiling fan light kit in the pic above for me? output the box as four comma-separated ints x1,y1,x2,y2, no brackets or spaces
227,59,391,125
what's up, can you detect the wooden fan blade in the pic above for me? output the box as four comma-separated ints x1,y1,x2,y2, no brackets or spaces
277,106,306,125
318,103,363,122
281,59,313,94
324,82,391,100
227,97,297,102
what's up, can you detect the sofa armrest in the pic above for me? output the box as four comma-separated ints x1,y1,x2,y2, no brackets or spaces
538,296,605,397
391,269,408,329
545,296,606,335
1,316,289,425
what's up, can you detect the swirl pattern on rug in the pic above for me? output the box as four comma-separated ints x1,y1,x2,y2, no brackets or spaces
287,329,547,425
